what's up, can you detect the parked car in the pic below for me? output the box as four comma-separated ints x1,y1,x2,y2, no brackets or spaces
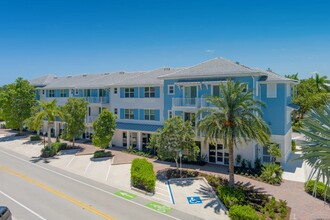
0,206,12,220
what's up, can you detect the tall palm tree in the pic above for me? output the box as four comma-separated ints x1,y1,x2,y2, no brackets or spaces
298,103,330,199
314,73,330,92
197,80,270,187
34,100,63,149
285,73,299,80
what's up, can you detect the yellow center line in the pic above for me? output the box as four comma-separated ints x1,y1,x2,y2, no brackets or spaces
0,164,116,220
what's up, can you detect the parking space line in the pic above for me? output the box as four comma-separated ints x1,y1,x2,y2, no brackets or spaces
105,160,112,181
0,190,46,220
65,156,75,168
84,161,92,174
167,181,175,204
155,186,168,191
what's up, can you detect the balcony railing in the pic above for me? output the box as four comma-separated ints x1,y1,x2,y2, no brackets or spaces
86,116,98,123
172,98,215,108
85,97,109,104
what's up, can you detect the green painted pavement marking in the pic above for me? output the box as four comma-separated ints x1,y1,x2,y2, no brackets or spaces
146,201,172,214
115,190,137,200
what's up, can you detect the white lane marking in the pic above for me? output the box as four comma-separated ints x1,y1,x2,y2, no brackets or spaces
155,186,168,191
83,161,92,174
0,149,180,220
105,160,112,181
0,190,46,220
65,155,75,168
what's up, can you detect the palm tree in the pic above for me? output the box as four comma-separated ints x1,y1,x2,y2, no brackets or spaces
298,103,330,199
34,100,63,149
197,80,270,187
285,73,299,80
314,73,330,92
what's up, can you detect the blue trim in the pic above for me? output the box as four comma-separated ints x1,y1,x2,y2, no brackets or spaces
155,109,160,121
120,88,124,98
134,109,139,120
120,108,124,119
139,87,145,98
116,122,163,132
134,88,138,98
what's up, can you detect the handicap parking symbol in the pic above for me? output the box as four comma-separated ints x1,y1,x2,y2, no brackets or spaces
187,196,202,204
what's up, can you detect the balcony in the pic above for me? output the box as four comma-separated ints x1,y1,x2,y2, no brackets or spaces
172,98,215,109
85,97,109,104
86,116,98,124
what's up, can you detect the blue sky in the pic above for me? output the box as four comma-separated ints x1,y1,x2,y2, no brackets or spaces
0,0,329,85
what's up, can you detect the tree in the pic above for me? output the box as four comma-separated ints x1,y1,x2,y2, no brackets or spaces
285,73,299,80
147,116,199,169
298,103,330,200
314,73,330,92
267,143,282,163
25,105,43,133
293,78,329,120
62,98,88,147
92,109,116,149
0,78,35,135
197,80,270,187
33,100,63,149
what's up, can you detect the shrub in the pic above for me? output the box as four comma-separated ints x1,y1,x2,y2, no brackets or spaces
94,150,112,158
131,158,156,193
51,142,68,152
291,140,296,151
41,147,57,157
305,180,330,201
228,205,259,220
30,135,41,141
217,185,246,208
254,158,262,171
235,154,242,166
260,163,283,184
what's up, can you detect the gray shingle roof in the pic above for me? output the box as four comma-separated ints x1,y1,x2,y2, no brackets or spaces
251,67,297,83
29,74,55,87
158,57,263,79
113,67,184,86
41,71,145,89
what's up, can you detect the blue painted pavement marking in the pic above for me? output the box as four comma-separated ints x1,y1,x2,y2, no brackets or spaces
187,196,202,204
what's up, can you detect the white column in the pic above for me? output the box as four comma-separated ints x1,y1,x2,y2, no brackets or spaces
54,122,57,137
126,131,130,149
137,132,141,151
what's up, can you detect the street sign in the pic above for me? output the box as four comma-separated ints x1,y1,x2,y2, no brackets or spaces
146,202,172,214
187,196,202,204
178,150,183,158
115,191,137,200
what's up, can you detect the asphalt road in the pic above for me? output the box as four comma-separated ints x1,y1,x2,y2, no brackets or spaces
0,147,201,220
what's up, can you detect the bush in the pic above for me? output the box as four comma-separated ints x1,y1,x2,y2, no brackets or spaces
291,140,296,151
228,205,259,220
260,163,283,184
30,135,41,141
51,142,68,152
41,147,57,157
94,150,112,158
305,180,330,201
131,158,156,193
217,185,246,208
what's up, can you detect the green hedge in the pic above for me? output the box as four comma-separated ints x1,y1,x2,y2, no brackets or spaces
30,135,41,141
229,205,259,220
41,142,68,158
131,158,156,193
94,150,112,158
305,180,330,201
217,185,246,208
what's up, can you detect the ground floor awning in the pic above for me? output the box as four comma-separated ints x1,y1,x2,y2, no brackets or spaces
116,122,163,132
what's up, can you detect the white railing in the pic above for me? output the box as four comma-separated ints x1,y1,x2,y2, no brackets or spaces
85,97,109,104
86,116,98,124
172,98,215,108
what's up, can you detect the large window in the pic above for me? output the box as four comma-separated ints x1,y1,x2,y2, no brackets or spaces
60,89,66,97
49,90,55,97
124,109,135,119
99,89,106,97
125,88,135,98
144,87,155,98
144,109,155,120
84,89,91,97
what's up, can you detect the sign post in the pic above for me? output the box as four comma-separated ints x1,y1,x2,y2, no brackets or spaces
178,149,183,182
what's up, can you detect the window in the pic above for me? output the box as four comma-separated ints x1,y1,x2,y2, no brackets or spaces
60,89,66,97
124,109,135,119
99,89,106,97
88,107,91,116
42,90,45,95
114,108,118,115
242,83,248,93
267,84,277,98
168,85,175,95
49,90,55,97
168,110,173,119
213,85,220,96
144,87,155,98
114,88,118,94
125,88,135,98
75,89,79,95
84,89,91,97
144,109,155,120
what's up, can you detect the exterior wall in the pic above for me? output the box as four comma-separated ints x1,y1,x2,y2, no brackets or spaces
271,129,292,164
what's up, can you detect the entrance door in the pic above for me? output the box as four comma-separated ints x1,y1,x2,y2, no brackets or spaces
122,132,127,147
142,133,151,150
184,86,197,106
208,143,228,164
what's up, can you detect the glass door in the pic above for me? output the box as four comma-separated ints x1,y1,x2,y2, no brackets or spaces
184,86,197,106
208,143,228,164
209,144,216,163
122,132,127,147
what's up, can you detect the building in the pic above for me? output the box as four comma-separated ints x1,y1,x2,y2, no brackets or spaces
30,57,298,165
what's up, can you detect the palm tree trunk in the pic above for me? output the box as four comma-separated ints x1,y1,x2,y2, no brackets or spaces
47,123,52,150
228,139,235,187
